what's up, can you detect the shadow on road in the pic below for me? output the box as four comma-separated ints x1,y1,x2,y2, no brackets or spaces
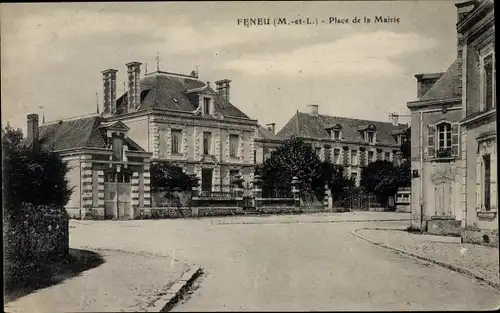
4,248,105,303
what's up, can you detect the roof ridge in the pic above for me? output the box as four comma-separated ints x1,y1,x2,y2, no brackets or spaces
42,113,100,126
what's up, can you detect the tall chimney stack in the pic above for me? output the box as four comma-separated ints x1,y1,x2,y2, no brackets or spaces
215,79,231,101
266,123,276,134
307,104,319,117
102,69,118,116
27,114,39,147
414,73,443,99
126,62,142,111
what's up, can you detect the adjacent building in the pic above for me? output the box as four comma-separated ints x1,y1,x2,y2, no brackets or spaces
254,123,283,164
406,62,463,232
457,0,497,242
276,105,408,186
25,113,152,220
407,0,497,245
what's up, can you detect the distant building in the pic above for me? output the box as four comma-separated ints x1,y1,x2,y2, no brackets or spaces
254,123,283,164
457,0,497,241
276,105,408,186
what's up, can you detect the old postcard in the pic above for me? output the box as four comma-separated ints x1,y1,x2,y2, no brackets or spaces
1,1,498,312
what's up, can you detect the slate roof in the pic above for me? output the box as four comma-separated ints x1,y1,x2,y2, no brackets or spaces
26,115,145,152
419,60,461,101
115,71,250,119
277,112,408,146
256,125,282,141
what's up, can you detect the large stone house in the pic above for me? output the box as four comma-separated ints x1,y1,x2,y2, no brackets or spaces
26,62,259,219
277,104,408,186
102,63,259,195
406,62,463,232
457,0,497,243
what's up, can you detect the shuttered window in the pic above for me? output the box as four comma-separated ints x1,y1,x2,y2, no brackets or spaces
427,125,435,158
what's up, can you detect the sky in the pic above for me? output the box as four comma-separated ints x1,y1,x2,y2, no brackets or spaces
1,1,459,135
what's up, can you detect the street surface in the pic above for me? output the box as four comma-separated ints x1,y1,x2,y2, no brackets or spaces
70,212,500,311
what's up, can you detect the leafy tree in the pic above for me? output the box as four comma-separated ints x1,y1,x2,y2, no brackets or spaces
257,137,322,196
400,127,411,161
2,125,73,212
396,160,411,188
360,160,399,207
320,162,356,200
150,163,197,191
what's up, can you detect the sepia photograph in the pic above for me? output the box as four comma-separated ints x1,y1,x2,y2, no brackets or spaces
1,0,498,311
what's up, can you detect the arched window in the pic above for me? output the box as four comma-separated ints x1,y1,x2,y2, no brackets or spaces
437,123,452,150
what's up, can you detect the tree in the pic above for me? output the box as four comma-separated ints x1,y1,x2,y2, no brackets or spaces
360,160,399,207
257,137,323,196
150,163,197,191
2,125,73,212
400,127,411,161
320,162,355,200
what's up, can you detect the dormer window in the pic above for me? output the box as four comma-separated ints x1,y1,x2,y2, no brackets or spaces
328,124,342,140
332,130,341,140
203,97,212,115
366,131,376,143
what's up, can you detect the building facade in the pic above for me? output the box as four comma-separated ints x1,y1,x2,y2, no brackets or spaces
103,63,259,195
407,62,463,232
25,113,152,220
457,0,497,241
277,105,408,186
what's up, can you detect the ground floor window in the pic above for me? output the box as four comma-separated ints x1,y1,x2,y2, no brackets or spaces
483,154,491,211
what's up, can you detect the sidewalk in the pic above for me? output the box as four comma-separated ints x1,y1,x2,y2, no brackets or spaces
5,248,189,312
355,228,500,289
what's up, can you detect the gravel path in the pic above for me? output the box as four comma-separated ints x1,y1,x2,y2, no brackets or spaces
4,249,188,312
357,229,500,287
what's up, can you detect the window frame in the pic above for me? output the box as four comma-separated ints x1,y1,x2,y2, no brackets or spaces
203,131,212,155
229,134,239,157
436,122,452,150
350,150,358,166
203,97,212,115
479,44,495,112
171,129,183,154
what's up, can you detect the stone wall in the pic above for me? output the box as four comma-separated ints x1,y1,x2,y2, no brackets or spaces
462,227,499,248
4,203,69,287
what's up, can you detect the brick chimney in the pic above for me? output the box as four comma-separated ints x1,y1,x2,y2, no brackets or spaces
215,79,231,101
390,114,399,127
126,62,142,111
27,114,39,146
307,104,319,117
414,73,443,99
266,123,276,134
102,69,118,115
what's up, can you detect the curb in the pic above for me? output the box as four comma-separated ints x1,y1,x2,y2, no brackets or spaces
217,219,410,225
147,265,204,312
352,228,499,290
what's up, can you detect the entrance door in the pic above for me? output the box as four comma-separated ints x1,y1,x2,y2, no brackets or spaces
201,168,213,195
104,172,131,219
435,181,453,217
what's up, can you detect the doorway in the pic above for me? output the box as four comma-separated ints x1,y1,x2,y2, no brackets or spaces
201,168,213,195
104,171,132,219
